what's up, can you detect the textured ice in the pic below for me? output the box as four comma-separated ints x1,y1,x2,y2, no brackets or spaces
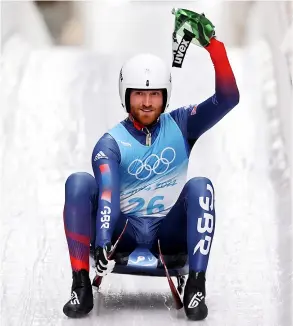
1,6,292,326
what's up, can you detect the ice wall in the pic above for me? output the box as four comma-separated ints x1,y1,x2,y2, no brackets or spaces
1,1,292,326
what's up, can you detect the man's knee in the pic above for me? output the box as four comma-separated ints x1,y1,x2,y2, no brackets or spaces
65,172,96,200
185,177,214,198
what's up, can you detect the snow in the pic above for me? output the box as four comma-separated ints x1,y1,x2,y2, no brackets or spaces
0,2,291,326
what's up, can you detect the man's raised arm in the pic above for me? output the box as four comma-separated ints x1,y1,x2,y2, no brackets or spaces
187,38,240,140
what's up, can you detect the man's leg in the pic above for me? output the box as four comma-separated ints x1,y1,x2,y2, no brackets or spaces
157,177,215,320
157,177,215,269
186,177,215,272
63,172,97,272
63,172,138,318
63,172,97,318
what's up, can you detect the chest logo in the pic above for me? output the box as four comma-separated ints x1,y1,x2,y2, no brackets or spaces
128,147,176,180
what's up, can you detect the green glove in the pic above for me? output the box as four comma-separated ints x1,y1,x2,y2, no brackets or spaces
172,8,216,68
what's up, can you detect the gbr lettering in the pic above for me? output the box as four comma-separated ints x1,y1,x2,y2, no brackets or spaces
193,184,215,255
100,206,111,229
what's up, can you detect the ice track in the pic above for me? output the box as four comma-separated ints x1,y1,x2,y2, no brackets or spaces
1,7,291,326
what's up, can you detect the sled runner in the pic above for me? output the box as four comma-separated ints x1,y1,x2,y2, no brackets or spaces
91,220,188,309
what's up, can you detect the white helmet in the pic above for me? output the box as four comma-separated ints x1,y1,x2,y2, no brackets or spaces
119,53,172,112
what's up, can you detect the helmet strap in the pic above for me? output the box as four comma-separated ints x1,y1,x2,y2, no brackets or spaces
125,89,132,113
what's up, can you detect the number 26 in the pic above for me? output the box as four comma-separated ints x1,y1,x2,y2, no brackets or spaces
128,196,165,215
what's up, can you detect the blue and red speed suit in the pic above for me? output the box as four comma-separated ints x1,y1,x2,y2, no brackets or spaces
63,38,240,273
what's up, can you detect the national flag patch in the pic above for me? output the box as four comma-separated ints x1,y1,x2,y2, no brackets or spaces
191,105,197,115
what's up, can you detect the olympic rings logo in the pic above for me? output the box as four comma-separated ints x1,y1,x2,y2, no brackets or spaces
128,147,176,180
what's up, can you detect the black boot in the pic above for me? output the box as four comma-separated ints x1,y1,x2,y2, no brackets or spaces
183,271,208,321
63,269,93,318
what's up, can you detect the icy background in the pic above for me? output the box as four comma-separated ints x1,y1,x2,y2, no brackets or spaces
1,1,292,326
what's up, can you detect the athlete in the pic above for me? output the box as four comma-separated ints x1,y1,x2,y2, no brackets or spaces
62,35,239,320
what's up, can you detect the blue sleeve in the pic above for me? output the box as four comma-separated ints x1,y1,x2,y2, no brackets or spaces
170,94,238,143
91,133,121,248
187,93,238,140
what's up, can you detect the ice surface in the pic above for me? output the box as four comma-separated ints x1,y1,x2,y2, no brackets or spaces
1,8,291,326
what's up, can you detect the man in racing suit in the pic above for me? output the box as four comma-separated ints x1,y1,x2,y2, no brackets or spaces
62,36,239,320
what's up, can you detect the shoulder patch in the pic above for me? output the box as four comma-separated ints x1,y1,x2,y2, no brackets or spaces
191,105,197,115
